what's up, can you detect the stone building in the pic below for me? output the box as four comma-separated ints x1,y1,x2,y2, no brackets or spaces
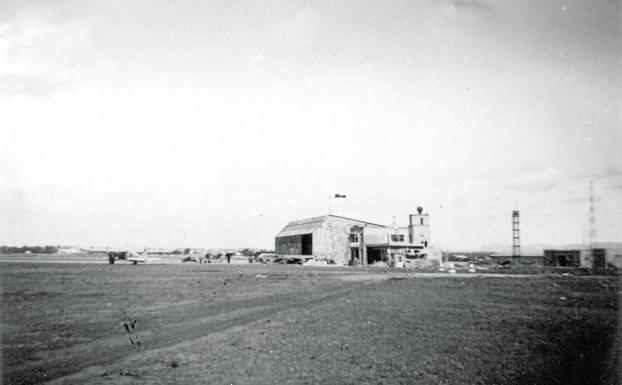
275,208,437,266
275,215,386,265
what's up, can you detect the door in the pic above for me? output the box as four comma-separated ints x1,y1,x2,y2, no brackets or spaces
592,249,606,269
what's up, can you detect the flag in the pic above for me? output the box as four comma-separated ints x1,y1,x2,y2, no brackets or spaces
334,194,346,198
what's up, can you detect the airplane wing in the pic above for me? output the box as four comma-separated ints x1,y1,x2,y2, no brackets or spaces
127,251,146,263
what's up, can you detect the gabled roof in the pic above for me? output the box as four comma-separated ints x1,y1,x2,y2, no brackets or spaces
276,216,327,238
276,215,386,238
328,215,386,228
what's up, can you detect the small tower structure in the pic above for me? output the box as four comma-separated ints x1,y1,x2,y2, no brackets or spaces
512,210,520,263
408,206,430,248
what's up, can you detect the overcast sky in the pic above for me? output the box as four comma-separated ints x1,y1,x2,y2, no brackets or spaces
1,0,620,250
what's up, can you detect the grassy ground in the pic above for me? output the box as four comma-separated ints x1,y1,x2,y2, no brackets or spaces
1,263,619,385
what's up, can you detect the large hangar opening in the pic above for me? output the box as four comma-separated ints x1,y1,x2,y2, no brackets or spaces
274,233,313,256
301,234,313,255
275,216,327,258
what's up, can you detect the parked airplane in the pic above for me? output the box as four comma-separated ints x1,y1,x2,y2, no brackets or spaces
108,250,150,264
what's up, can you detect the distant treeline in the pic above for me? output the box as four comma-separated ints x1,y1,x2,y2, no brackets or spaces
0,246,59,254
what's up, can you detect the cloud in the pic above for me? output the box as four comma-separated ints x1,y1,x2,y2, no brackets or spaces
270,7,321,50
599,168,622,179
0,10,96,96
249,54,263,68
570,167,622,181
0,187,36,227
563,196,601,205
0,74,64,97
449,0,492,10
506,166,564,192
431,0,493,20
501,165,622,194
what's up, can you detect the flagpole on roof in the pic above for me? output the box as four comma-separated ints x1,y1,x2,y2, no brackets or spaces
329,194,346,215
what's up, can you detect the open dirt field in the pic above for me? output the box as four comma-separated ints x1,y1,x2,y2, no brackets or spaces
1,263,620,385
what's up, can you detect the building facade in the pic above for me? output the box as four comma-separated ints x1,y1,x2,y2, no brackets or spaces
275,208,437,266
349,208,432,266
489,253,543,265
543,245,622,269
275,215,386,265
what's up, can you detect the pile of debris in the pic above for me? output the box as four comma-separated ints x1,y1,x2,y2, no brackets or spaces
369,261,389,268
302,259,329,267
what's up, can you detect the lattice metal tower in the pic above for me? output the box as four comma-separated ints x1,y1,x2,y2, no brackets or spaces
512,210,520,258
588,181,597,250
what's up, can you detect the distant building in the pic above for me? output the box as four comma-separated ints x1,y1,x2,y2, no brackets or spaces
543,249,582,267
489,253,543,265
544,245,622,269
275,208,438,266
57,246,83,254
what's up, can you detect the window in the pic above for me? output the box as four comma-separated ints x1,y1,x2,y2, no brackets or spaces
391,234,404,242
349,234,359,243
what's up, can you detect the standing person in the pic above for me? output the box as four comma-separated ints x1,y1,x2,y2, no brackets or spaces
226,254,231,264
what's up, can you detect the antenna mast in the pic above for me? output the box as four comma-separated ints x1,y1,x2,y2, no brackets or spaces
588,181,597,251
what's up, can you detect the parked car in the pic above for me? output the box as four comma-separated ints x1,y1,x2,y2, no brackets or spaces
286,257,304,265
181,255,200,263
256,253,279,263
498,260,512,268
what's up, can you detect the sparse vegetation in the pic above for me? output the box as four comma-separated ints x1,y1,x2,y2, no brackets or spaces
123,319,142,349
0,245,59,254
1,263,619,385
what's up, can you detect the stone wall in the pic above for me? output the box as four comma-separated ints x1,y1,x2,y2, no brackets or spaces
312,217,357,265
275,216,388,265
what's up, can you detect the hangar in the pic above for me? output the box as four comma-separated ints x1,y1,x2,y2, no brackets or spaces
275,215,386,265
275,208,435,266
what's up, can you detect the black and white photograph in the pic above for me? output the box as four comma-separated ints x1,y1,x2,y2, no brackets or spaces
1,0,621,384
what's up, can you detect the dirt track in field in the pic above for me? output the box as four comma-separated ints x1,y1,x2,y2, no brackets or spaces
9,282,363,384
2,263,620,385
2,263,373,384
